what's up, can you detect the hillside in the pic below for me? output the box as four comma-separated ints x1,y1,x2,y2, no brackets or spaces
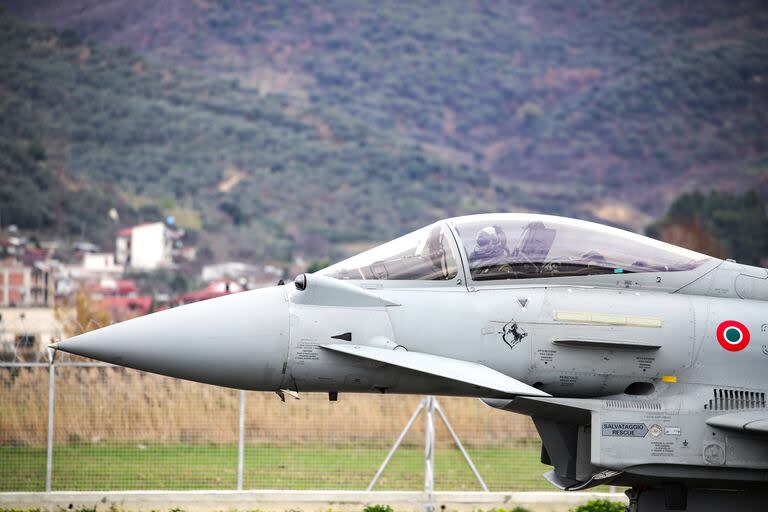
0,9,511,261
7,0,768,220
0,137,116,237
648,190,768,266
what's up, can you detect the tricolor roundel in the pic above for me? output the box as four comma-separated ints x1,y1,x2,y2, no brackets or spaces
716,320,750,352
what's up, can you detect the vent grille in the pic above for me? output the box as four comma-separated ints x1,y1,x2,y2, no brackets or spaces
705,389,766,411
604,400,661,410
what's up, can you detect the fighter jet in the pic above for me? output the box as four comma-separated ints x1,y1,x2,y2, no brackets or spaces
53,213,768,511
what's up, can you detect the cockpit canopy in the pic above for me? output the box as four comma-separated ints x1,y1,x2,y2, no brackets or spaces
320,222,459,280
319,214,713,282
452,214,711,281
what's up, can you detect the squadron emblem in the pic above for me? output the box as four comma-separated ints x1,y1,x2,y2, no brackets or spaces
499,320,528,349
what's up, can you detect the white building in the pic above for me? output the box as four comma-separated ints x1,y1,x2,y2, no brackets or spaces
55,253,124,298
115,231,130,266
115,222,173,270
201,262,260,282
0,306,65,360
83,252,124,274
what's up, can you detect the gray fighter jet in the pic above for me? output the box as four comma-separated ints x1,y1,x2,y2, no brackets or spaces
53,214,768,511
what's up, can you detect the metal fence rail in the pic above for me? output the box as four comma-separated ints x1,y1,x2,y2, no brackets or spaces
1,359,547,494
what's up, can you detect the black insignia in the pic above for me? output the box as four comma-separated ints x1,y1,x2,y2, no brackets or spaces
499,320,528,349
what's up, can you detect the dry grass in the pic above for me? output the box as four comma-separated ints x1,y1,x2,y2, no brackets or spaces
0,367,538,447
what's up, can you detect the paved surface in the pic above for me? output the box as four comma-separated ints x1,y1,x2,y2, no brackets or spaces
0,490,628,511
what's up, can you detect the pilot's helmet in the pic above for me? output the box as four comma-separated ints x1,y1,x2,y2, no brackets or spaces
474,226,501,257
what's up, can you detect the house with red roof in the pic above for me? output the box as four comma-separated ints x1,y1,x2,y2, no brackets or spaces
174,280,245,306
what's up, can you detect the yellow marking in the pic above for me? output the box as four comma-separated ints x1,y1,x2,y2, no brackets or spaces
630,316,663,328
661,375,677,383
555,311,663,328
555,311,591,322
592,313,627,325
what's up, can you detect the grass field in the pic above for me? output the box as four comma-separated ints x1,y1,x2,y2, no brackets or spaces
1,369,551,493
0,443,551,492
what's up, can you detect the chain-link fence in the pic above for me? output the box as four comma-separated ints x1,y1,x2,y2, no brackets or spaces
1,356,549,493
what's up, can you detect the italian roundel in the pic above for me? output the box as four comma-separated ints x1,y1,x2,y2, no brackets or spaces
716,320,750,352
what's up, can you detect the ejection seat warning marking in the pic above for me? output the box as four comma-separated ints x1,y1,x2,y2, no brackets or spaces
537,349,556,363
636,356,655,370
602,422,648,437
650,441,674,457
295,339,321,361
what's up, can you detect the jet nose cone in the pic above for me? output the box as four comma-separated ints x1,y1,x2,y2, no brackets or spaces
57,286,289,390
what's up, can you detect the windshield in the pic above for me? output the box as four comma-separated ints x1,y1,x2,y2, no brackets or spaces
319,222,458,280
452,214,712,281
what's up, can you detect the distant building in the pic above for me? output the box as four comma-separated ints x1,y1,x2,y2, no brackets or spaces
85,277,152,321
0,306,64,360
85,277,140,299
4,236,27,256
179,246,197,262
83,252,124,274
0,261,56,307
73,242,100,253
115,229,131,266
201,262,260,282
174,280,245,306
201,261,284,288
100,296,153,321
55,252,124,299
116,222,173,270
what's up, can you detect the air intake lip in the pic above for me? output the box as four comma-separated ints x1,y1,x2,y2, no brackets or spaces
624,382,656,396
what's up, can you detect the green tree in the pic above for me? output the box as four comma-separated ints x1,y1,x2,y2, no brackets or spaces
307,260,330,273
648,190,768,266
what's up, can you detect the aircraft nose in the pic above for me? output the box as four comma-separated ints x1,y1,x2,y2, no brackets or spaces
54,286,290,390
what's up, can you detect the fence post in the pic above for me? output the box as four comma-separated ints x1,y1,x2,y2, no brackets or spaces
45,359,55,492
423,396,435,512
237,389,245,490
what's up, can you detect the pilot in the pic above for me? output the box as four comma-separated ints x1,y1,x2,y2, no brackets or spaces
470,226,508,267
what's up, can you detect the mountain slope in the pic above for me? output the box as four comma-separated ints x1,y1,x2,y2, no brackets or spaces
8,0,768,218
0,9,510,260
